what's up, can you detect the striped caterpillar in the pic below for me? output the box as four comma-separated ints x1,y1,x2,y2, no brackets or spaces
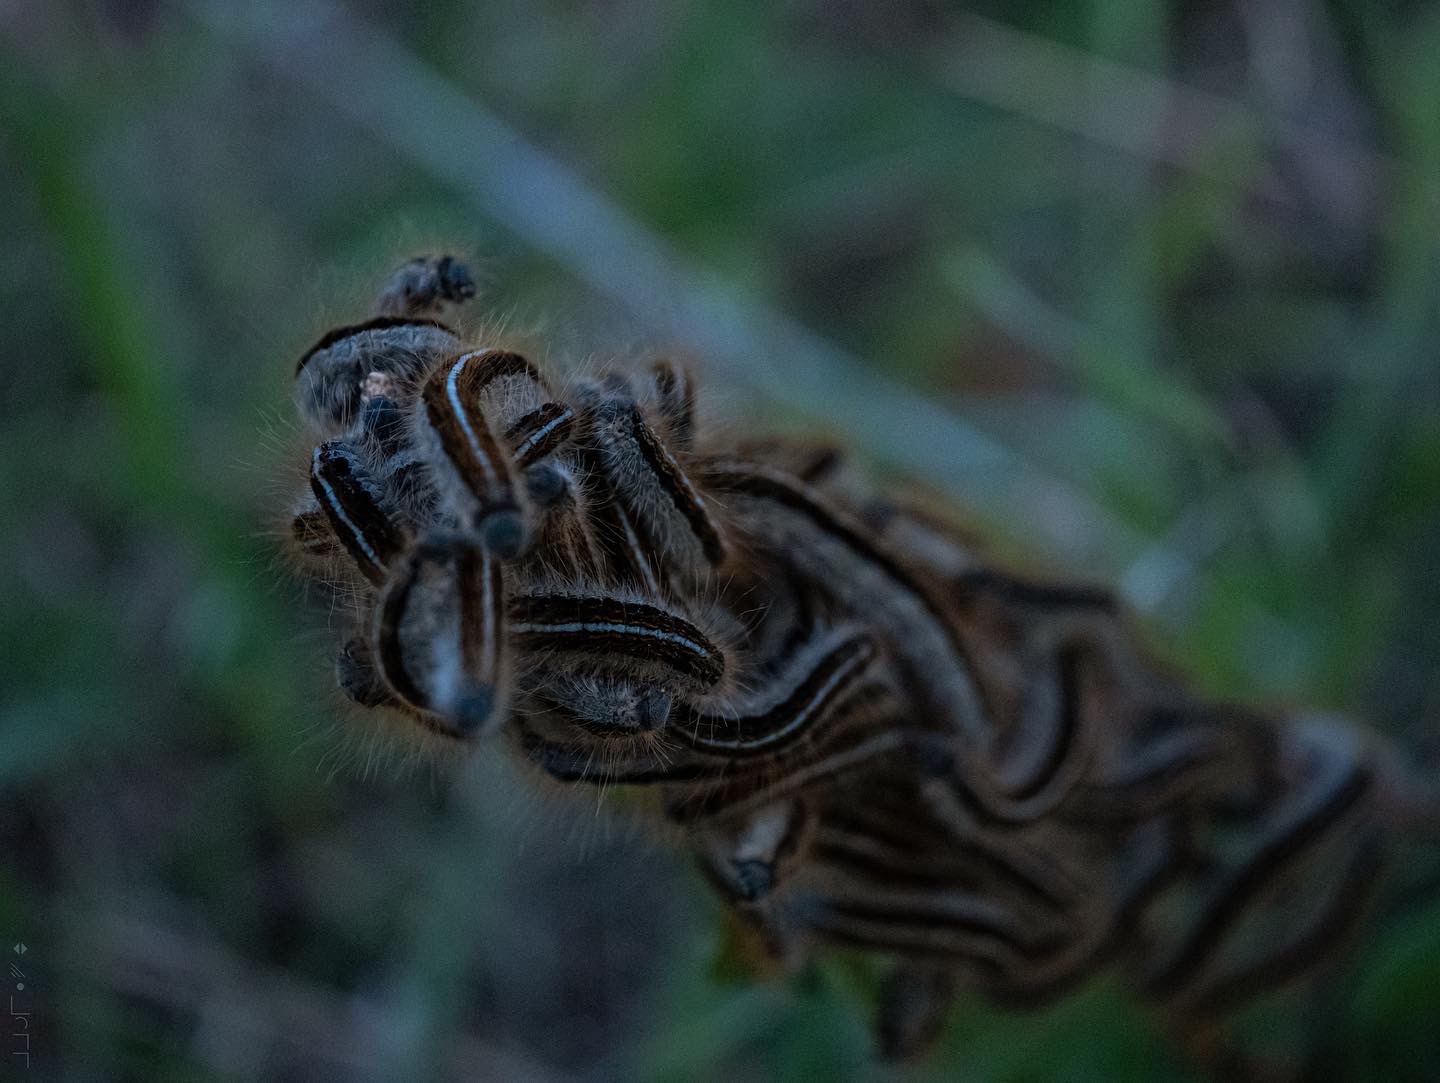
283,256,1433,1070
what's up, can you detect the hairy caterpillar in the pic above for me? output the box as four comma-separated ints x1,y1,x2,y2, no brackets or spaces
281,255,1433,1070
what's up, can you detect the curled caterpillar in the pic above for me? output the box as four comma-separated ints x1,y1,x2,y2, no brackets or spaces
281,256,1434,1067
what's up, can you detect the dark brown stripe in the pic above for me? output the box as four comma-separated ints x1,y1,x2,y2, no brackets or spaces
666,724,910,823
805,883,1062,967
1066,730,1222,822
704,462,988,716
505,402,576,468
374,550,431,711
953,569,1117,611
938,770,1080,829
834,789,1078,911
309,443,406,585
915,721,1096,831
822,898,1041,957
961,837,1080,912
1145,755,1373,999
821,803,951,858
1004,641,1085,803
296,316,454,374
1184,830,1383,1017
422,352,521,516
775,565,820,657
813,831,979,892
673,634,876,756
887,824,1076,912
912,732,1046,829
628,404,727,566
797,444,843,483
808,916,1009,972
989,818,1194,1010
704,465,925,601
510,593,724,687
457,545,505,690
463,349,545,392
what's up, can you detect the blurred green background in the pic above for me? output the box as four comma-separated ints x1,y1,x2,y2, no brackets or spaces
4,1,1440,1079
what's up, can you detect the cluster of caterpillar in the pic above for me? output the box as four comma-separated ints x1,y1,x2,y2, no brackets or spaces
282,255,1433,1068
